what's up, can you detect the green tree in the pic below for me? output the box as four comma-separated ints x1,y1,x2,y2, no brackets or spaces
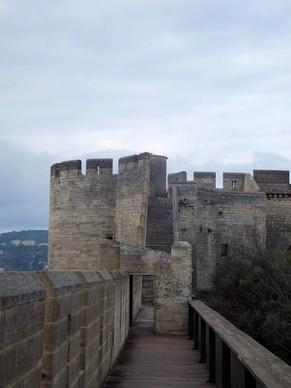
201,250,291,364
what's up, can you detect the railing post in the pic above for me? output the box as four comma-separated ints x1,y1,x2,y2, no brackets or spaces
193,310,199,350
222,343,231,388
208,327,216,383
245,368,256,388
199,318,206,363
188,304,194,339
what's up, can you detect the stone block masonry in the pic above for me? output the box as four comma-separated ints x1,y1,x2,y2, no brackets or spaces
0,272,45,388
49,153,169,270
118,242,193,335
169,173,266,290
154,242,192,335
49,159,117,270
0,271,143,388
38,271,82,388
49,153,291,292
115,153,151,247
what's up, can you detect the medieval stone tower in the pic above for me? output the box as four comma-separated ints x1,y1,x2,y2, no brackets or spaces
49,152,173,270
49,152,291,290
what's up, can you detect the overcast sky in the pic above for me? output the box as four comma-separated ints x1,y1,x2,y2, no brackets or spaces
1,0,291,231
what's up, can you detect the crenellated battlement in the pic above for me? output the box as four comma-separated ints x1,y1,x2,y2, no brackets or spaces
253,169,290,184
86,158,113,175
169,170,260,193
194,171,216,189
168,171,187,184
51,158,115,178
118,152,167,176
51,160,82,177
253,169,291,195
169,171,218,187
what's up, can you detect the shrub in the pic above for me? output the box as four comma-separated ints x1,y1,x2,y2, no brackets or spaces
200,250,291,364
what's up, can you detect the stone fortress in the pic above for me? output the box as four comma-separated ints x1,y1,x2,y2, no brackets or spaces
1,151,291,388
49,152,291,289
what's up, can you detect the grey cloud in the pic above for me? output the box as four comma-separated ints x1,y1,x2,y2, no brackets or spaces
1,1,291,230
1,1,291,123
0,142,52,231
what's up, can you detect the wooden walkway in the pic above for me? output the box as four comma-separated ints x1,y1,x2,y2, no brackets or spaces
103,307,216,388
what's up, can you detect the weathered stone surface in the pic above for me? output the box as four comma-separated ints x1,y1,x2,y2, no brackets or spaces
170,179,266,290
142,275,155,306
155,242,192,335
0,272,45,388
49,153,168,271
48,152,291,292
0,272,45,309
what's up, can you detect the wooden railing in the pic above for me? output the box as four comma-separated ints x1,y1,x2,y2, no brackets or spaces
188,300,291,388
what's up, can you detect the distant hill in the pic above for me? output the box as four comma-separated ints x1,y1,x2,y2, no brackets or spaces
0,230,48,271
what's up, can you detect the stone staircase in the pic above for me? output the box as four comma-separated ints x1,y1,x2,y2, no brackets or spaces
142,275,155,306
146,196,174,252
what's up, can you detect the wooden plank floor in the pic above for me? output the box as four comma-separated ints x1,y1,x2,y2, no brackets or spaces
103,307,216,388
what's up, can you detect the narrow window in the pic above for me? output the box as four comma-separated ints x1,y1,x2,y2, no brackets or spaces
97,166,100,175
55,166,61,178
232,180,237,190
221,244,228,257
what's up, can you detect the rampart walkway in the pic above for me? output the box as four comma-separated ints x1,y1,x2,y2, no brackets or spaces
103,307,215,387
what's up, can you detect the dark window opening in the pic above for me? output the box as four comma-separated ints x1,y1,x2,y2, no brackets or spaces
232,180,238,190
55,166,61,178
221,244,228,257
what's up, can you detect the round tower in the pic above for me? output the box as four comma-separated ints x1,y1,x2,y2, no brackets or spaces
48,158,117,270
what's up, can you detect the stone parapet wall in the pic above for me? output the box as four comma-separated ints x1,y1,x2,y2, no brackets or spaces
39,271,82,388
0,272,45,388
0,271,142,388
78,271,103,388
